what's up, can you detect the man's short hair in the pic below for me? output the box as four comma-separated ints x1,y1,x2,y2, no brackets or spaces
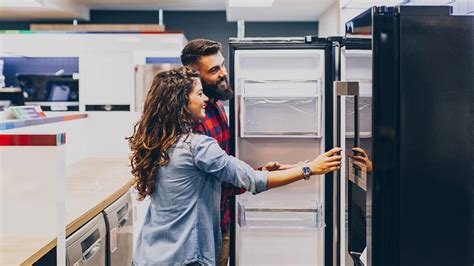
180,39,222,67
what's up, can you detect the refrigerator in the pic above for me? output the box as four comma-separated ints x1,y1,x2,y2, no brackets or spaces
335,37,372,266
338,5,473,266
229,37,338,265
230,5,473,266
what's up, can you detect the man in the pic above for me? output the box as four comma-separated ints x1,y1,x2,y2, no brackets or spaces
181,39,284,265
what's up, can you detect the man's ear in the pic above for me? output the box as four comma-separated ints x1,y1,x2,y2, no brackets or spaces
186,57,201,71
186,63,199,73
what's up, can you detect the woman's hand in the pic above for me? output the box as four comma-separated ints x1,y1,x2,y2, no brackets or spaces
308,147,342,175
351,147,373,174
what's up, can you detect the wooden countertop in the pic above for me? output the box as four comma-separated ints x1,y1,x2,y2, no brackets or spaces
0,157,134,266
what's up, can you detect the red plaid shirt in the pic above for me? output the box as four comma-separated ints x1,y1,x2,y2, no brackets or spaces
198,100,246,234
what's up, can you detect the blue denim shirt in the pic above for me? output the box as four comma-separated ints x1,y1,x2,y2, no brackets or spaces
133,134,268,265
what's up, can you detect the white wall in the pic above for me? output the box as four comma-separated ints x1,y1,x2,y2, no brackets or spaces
86,111,141,158
318,2,342,37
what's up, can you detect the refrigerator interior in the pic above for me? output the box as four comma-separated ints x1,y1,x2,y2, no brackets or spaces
340,48,372,266
233,49,325,265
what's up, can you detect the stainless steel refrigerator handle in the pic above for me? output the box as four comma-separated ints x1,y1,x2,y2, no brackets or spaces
82,238,101,261
335,81,359,96
333,81,359,266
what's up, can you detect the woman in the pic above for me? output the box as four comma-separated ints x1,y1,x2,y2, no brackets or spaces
129,66,341,265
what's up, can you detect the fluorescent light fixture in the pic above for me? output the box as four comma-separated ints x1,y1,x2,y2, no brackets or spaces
0,0,43,8
228,0,274,8
342,0,406,9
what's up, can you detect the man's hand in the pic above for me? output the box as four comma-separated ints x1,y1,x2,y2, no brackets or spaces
351,147,373,174
262,161,297,171
262,161,281,171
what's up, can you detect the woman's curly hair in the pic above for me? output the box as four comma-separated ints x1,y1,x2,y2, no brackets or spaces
128,66,200,201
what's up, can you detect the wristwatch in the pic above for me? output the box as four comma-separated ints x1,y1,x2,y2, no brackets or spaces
301,162,312,180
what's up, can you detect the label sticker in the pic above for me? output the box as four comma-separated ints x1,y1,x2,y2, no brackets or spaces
110,227,118,253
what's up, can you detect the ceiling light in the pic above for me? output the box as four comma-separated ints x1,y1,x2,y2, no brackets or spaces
342,0,406,9
228,0,274,8
0,0,43,8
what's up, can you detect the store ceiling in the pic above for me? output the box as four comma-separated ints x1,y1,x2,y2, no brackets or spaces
0,0,336,21
75,0,227,10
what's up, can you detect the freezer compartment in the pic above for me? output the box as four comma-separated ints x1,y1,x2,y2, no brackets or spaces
232,47,327,266
241,96,321,137
237,200,324,229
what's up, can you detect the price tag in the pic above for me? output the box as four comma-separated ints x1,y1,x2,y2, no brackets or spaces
110,227,118,253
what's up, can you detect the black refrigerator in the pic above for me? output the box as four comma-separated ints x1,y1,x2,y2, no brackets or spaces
228,5,473,266
339,5,474,266
334,36,372,266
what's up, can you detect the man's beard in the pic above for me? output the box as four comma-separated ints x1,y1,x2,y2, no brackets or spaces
201,75,234,101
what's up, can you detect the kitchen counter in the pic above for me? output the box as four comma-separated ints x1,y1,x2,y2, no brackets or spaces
0,157,134,265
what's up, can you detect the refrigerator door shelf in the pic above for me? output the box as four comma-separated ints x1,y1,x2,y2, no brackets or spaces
237,201,325,229
234,50,325,83
344,52,372,82
240,79,322,98
237,228,323,265
240,97,322,138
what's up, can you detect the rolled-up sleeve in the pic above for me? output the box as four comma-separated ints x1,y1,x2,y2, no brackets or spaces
191,134,268,194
